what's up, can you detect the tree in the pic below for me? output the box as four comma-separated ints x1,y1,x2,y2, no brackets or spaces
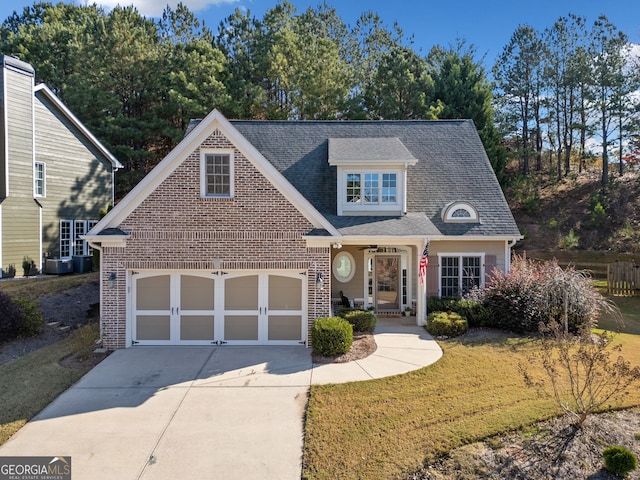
0,2,102,99
523,321,640,428
494,25,544,177
588,16,629,186
159,4,230,142
543,15,588,179
365,45,433,119
428,40,506,183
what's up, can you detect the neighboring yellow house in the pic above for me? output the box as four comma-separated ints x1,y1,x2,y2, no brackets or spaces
0,55,122,277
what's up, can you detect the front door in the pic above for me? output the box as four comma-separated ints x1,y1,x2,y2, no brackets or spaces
375,256,400,312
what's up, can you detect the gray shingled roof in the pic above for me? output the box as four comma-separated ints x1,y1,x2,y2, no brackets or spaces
328,137,417,165
187,118,521,238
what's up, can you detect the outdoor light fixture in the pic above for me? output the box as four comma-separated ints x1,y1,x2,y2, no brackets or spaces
332,243,342,249
316,272,324,291
108,272,117,289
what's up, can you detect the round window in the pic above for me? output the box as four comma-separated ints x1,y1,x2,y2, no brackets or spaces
333,251,356,283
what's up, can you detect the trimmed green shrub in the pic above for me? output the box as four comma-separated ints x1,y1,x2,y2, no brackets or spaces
426,311,468,337
311,316,353,356
340,310,376,332
603,445,637,478
427,297,489,328
453,299,490,328
14,298,44,337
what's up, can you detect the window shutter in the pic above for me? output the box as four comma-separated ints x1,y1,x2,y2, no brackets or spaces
426,260,438,297
484,255,497,285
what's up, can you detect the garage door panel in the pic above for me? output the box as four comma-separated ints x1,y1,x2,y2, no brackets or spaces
225,275,258,310
224,315,259,341
137,315,171,341
269,275,302,310
268,315,302,341
137,275,170,310
180,315,215,341
181,275,215,310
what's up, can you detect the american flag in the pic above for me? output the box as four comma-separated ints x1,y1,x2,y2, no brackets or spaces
419,240,429,285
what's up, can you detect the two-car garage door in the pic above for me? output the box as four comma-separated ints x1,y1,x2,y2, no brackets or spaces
131,271,305,346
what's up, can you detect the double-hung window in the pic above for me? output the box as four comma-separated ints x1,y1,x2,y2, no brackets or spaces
201,150,233,198
34,162,45,197
346,172,397,205
439,254,484,297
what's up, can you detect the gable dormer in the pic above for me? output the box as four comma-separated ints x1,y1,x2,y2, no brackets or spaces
328,137,417,216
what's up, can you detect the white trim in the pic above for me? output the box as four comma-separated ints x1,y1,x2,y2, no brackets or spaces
436,252,485,297
89,109,339,237
2,70,7,196
34,161,45,197
34,84,123,169
200,149,234,198
442,202,479,223
332,251,356,283
339,169,402,215
128,269,307,347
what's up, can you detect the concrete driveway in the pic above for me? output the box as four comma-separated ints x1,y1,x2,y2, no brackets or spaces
0,320,442,479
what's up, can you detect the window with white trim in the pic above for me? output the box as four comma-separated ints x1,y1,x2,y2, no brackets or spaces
34,162,45,197
345,171,398,206
439,254,484,297
201,151,233,198
60,220,97,258
442,202,479,223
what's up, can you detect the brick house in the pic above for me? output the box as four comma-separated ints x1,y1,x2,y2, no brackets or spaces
85,109,521,349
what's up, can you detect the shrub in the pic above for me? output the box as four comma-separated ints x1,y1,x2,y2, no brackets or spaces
591,201,606,227
13,298,44,337
603,445,637,478
311,317,353,356
341,310,376,332
427,297,489,328
3,264,16,278
477,255,607,333
426,311,468,337
560,228,579,249
22,256,37,277
0,291,26,341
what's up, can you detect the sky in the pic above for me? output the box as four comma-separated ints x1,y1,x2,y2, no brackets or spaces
1,0,639,68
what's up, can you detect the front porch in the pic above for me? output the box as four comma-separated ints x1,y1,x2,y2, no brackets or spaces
327,243,425,324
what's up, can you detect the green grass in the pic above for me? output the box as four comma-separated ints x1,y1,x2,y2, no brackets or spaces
302,332,640,480
0,323,100,446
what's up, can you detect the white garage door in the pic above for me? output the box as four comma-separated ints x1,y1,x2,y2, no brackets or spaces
131,271,305,346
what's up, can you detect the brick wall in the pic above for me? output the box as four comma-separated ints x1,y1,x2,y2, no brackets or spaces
100,128,330,349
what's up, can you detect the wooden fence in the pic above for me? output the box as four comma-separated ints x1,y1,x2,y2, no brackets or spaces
608,262,640,296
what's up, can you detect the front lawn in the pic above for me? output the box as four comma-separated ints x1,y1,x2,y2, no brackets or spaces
302,330,640,480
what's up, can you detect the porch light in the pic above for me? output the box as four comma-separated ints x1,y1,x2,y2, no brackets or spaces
108,271,117,289
316,272,324,291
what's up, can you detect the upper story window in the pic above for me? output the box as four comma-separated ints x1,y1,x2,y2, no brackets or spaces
328,137,417,216
200,150,234,198
346,172,397,205
442,202,479,223
34,162,45,197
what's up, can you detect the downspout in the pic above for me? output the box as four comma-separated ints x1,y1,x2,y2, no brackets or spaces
505,238,518,274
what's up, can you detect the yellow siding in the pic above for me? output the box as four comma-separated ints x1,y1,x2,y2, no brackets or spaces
34,93,113,256
1,196,40,271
